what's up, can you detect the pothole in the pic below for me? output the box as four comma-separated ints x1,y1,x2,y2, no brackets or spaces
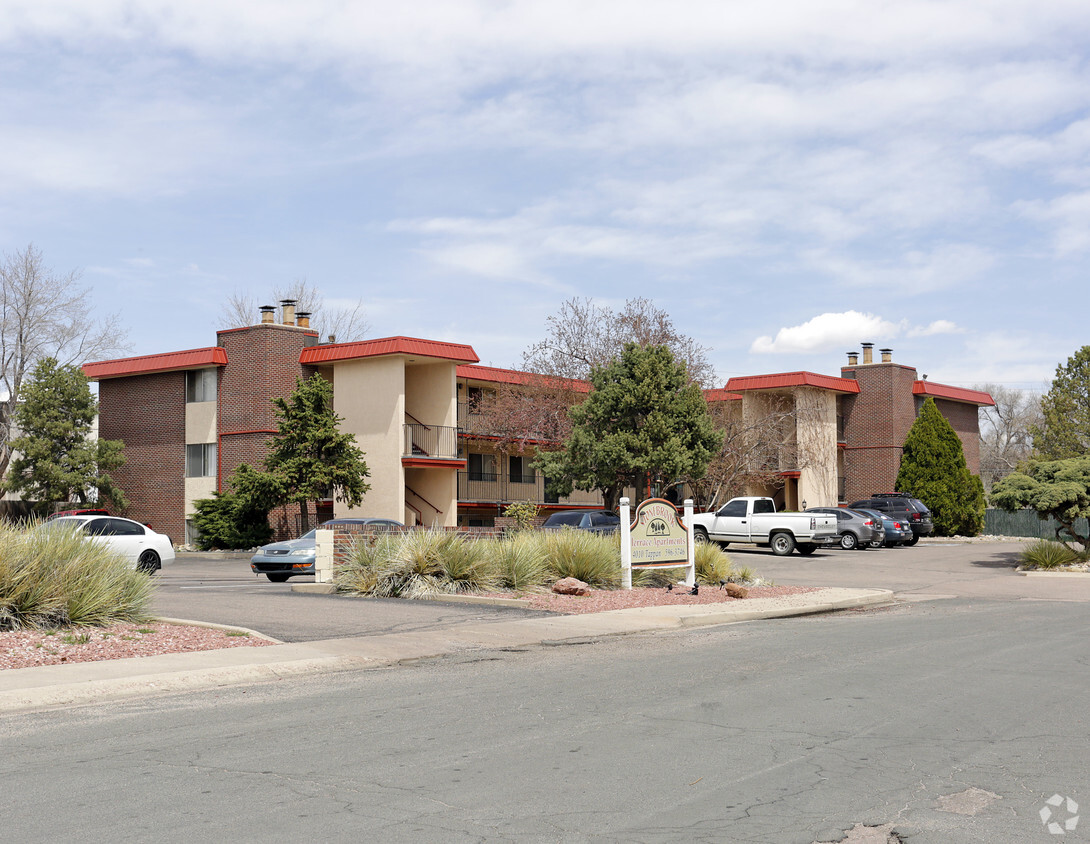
812,822,904,843
936,786,1002,816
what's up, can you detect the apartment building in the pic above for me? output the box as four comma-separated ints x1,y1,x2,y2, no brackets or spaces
722,343,994,509
84,308,993,540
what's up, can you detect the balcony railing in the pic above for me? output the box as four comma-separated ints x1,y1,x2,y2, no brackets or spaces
403,424,459,460
457,472,604,507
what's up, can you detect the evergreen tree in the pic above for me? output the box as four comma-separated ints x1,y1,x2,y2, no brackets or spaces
4,357,126,511
1031,345,1090,460
895,397,984,536
191,464,277,549
991,456,1090,549
264,374,370,532
536,343,722,510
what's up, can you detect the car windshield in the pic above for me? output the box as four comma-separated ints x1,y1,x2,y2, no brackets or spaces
296,530,317,541
544,513,586,527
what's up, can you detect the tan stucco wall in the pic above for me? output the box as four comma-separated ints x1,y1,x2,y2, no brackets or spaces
185,397,217,445
406,362,457,428
184,476,216,517
405,467,458,527
795,388,839,508
331,357,405,521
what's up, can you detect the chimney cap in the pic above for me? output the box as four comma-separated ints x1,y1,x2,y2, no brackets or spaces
259,304,275,312
280,298,297,306
860,341,874,348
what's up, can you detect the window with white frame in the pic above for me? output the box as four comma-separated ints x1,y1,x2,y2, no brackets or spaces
186,368,217,403
186,443,217,477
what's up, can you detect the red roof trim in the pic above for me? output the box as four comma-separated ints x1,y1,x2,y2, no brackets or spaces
457,364,591,393
301,336,479,365
704,388,742,402
724,371,861,394
912,382,995,406
83,347,228,380
401,457,468,469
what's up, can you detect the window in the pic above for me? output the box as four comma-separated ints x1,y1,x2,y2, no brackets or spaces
186,368,217,403
467,453,496,481
186,443,217,478
509,455,536,484
753,499,776,514
717,499,748,518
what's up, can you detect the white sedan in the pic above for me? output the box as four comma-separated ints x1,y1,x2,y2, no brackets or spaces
47,515,176,572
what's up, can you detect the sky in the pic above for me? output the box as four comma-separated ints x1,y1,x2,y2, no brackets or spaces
2,1,1089,392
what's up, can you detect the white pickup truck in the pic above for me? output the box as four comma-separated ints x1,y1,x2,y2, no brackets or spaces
689,497,839,556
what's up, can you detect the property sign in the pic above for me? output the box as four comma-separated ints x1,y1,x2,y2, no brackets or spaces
630,498,689,566
619,497,695,589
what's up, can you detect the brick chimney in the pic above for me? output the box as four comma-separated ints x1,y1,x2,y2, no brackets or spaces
861,342,874,364
847,351,859,366
260,305,275,324
880,348,892,363
280,299,296,326
296,311,311,328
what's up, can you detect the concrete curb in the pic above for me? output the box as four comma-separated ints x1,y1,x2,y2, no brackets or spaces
0,587,893,714
153,616,285,644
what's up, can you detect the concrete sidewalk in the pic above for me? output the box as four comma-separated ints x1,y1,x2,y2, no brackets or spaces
0,587,892,714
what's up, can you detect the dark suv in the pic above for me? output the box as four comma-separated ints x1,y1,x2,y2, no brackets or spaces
848,494,933,545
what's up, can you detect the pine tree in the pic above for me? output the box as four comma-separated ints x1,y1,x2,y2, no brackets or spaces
895,397,985,536
535,343,722,510
1031,345,1090,460
4,357,126,511
264,374,370,532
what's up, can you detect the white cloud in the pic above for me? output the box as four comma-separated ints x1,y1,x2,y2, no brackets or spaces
750,311,900,354
907,320,962,338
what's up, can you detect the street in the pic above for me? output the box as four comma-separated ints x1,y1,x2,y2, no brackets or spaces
3,540,1090,843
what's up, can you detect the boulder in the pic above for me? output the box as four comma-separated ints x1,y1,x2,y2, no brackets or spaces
553,577,592,596
724,582,749,599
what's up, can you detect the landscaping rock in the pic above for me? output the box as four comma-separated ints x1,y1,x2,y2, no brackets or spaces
724,583,749,599
553,577,592,596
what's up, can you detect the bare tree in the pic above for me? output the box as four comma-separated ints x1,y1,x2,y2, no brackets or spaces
975,382,1042,489
0,244,130,478
521,297,716,388
684,393,812,511
221,279,371,343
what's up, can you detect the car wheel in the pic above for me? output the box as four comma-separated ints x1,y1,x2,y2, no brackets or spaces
770,532,796,556
839,532,858,550
796,543,817,556
137,550,161,572
869,540,883,549
266,573,291,583
693,527,709,544
905,533,920,546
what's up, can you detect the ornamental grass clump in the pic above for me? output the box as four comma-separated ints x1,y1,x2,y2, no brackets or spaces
1020,539,1078,570
543,529,620,588
0,522,155,631
491,530,550,591
337,530,497,597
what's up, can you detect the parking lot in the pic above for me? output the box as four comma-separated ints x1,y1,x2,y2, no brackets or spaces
153,539,1090,643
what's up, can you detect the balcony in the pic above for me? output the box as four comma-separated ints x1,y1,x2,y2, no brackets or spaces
403,424,459,461
457,472,603,507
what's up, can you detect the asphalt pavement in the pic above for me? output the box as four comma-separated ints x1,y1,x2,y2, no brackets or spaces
4,537,1086,715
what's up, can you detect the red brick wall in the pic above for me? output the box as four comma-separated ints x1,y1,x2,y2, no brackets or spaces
839,362,984,502
98,372,187,542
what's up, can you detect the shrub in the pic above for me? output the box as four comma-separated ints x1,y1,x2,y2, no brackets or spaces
543,530,620,587
337,530,497,597
1020,539,1078,570
0,523,155,630
190,490,272,550
502,501,541,532
694,542,733,584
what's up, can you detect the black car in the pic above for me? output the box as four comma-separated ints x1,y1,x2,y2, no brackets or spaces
541,509,621,535
848,494,933,545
